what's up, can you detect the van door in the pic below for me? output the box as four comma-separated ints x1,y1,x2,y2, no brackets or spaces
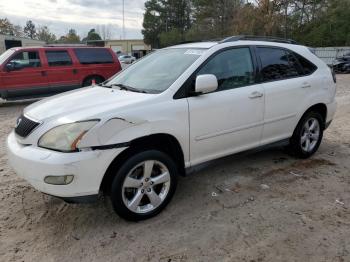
44,49,81,94
188,47,264,165
1,50,49,98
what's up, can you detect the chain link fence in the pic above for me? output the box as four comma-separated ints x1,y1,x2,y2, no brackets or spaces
312,47,350,65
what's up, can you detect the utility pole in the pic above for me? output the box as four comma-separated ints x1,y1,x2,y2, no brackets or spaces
122,0,125,39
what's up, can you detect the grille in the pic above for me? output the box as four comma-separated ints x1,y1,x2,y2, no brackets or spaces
15,115,40,138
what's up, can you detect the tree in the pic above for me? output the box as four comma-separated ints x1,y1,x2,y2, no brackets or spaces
142,0,350,47
83,28,102,42
142,0,164,48
24,20,37,39
66,29,80,43
142,0,192,47
37,26,56,43
96,25,112,40
0,18,22,37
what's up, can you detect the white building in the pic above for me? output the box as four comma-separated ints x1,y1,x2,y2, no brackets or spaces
0,34,45,54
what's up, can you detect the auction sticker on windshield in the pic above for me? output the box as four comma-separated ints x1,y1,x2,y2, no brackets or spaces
184,49,205,56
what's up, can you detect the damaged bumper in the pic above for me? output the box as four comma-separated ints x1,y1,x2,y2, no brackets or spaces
6,131,126,198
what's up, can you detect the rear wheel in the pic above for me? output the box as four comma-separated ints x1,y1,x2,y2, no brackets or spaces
110,150,178,221
287,111,324,158
82,76,104,87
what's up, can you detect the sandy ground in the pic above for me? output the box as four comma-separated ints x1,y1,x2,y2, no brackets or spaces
0,75,350,262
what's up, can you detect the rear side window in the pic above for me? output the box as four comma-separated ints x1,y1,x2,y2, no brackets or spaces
257,47,299,82
198,47,255,91
74,48,114,64
293,52,317,75
46,50,72,66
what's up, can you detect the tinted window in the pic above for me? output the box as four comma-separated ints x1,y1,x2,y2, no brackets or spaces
46,50,72,66
9,51,41,69
257,47,299,81
293,52,317,75
198,47,255,91
74,48,113,64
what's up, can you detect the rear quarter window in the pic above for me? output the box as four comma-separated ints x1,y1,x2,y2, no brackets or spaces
74,48,114,64
293,52,318,75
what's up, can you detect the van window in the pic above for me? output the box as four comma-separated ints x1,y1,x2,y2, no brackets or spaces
74,48,113,64
9,51,41,69
257,47,299,81
46,51,72,66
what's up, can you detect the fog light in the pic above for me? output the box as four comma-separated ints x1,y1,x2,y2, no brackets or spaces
44,175,74,185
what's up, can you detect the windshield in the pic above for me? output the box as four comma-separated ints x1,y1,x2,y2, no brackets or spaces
0,49,15,65
106,48,205,93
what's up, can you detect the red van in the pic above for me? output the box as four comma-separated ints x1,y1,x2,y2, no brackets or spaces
0,46,122,100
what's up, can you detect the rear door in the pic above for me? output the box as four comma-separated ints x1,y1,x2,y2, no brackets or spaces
1,49,49,98
256,46,311,144
44,49,81,93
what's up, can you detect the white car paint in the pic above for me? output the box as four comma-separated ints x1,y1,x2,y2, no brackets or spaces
7,40,337,199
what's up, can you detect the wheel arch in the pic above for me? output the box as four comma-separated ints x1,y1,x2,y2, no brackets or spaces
82,74,105,86
296,103,327,131
100,133,185,194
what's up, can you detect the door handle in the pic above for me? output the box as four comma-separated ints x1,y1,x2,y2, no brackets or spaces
73,69,78,74
301,82,311,88
41,71,47,76
249,91,264,99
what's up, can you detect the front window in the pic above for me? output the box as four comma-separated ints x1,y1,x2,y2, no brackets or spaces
0,49,15,65
8,51,41,69
106,48,205,94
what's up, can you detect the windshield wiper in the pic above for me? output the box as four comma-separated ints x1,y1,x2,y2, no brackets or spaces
108,83,147,93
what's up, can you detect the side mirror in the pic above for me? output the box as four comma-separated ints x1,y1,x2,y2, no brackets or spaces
195,74,218,95
5,63,14,72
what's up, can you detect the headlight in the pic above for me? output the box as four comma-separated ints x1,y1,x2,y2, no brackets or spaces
38,120,99,152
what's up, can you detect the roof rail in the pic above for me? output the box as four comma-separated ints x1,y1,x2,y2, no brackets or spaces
220,35,298,45
43,44,87,47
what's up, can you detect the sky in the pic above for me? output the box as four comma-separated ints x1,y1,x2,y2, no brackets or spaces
0,0,147,39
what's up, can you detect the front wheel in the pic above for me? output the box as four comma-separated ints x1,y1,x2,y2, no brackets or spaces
287,112,324,158
110,150,178,221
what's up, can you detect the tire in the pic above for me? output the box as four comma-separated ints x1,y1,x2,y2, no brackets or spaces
287,111,324,159
82,76,104,87
110,150,178,221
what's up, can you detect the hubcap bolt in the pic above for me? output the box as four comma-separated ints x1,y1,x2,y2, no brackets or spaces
150,181,154,185
145,178,149,182
147,188,151,192
141,189,145,193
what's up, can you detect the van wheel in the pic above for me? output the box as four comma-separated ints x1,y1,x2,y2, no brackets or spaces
82,76,104,87
287,111,324,159
110,150,178,221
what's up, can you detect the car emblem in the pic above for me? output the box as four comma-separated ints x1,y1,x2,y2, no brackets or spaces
16,117,22,128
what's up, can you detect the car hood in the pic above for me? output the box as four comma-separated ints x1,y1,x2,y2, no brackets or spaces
24,86,155,122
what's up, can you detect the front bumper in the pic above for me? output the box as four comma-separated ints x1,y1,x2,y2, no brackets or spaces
6,131,126,198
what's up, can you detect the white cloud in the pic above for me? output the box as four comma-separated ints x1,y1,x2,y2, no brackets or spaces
0,0,147,39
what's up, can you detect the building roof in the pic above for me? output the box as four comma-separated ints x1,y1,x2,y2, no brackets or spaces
0,33,45,43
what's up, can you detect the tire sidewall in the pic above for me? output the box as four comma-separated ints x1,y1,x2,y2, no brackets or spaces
110,150,178,221
292,112,324,158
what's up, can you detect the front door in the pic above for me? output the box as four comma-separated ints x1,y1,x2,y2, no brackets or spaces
188,47,265,165
1,50,49,98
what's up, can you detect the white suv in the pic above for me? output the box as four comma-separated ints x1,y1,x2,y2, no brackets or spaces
7,36,337,221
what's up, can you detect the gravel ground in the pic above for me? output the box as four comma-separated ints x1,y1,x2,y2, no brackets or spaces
0,75,350,262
